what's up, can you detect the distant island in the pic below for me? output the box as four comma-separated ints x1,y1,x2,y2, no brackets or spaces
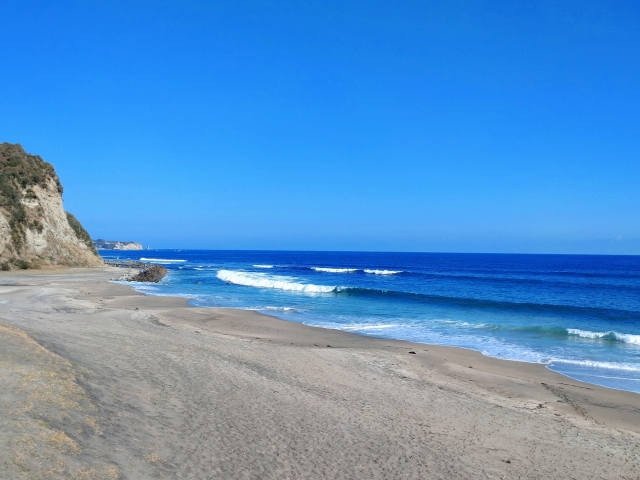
93,239,143,250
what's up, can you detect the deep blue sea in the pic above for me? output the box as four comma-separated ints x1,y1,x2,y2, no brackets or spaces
102,250,640,393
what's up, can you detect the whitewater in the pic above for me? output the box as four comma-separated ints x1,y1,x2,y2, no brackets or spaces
102,250,640,393
217,270,337,293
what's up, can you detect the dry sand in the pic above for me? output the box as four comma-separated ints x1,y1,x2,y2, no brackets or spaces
0,268,639,479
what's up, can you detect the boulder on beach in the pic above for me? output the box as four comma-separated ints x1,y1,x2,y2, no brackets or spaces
129,265,168,283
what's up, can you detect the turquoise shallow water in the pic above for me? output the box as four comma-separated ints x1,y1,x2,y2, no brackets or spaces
104,250,640,393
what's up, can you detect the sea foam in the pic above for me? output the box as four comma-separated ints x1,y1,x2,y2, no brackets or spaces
341,323,406,330
567,329,640,345
217,270,337,293
252,306,296,311
550,358,640,372
312,267,358,273
364,269,402,275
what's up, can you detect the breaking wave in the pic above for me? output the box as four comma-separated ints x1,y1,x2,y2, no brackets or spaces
364,269,402,275
217,270,337,293
244,306,296,312
253,265,274,268
550,358,640,372
312,267,358,273
567,329,640,345
341,323,407,331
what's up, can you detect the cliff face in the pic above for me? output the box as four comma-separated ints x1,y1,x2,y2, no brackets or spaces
0,143,103,269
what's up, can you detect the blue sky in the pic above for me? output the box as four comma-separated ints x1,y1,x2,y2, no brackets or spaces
1,1,639,253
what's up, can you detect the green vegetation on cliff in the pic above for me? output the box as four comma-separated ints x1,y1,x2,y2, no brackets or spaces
0,142,102,269
0,143,62,254
66,212,98,256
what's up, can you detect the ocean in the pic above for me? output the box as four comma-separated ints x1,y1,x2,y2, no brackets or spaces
103,250,640,393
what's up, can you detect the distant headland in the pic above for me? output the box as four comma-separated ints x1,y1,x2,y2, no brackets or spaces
93,239,143,250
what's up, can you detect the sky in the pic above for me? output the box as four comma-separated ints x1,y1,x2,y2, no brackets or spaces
1,0,639,253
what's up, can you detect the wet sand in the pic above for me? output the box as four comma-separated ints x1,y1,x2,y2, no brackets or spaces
1,268,639,479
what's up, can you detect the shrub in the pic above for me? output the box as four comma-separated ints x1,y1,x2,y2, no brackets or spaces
66,212,99,256
10,259,30,269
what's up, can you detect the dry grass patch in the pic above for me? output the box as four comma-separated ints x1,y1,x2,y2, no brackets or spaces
0,323,119,479
103,465,121,480
45,459,67,476
84,415,103,435
146,451,162,463
47,429,82,454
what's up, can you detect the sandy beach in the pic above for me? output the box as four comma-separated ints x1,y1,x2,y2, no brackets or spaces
1,268,639,479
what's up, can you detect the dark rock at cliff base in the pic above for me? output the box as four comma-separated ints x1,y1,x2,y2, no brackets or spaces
130,265,168,283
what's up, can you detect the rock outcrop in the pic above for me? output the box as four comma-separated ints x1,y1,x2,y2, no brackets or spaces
0,143,103,269
93,239,143,250
128,265,168,283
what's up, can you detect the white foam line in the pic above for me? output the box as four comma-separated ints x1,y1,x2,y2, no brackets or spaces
217,270,337,293
244,306,296,312
550,358,640,372
312,267,358,273
341,323,406,331
363,269,402,275
567,328,640,345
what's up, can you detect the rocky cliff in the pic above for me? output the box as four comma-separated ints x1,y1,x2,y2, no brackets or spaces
0,143,103,269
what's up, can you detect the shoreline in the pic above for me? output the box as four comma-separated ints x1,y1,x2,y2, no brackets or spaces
126,270,640,397
120,276,640,431
1,267,639,478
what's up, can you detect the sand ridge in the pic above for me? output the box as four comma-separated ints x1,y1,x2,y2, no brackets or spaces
0,268,639,478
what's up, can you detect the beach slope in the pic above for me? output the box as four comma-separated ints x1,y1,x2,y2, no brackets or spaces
0,269,639,479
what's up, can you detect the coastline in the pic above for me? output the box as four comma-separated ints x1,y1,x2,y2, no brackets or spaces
1,267,639,478
123,268,640,405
